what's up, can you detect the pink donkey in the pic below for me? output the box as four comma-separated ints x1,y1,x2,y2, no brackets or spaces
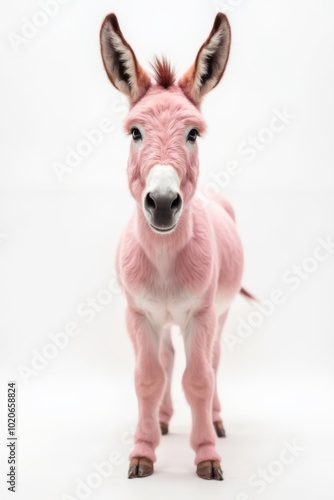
100,12,248,480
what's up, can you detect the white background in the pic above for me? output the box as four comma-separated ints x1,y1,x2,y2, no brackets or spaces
1,0,334,499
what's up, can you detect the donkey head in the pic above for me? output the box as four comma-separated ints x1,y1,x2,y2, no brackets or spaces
100,13,231,234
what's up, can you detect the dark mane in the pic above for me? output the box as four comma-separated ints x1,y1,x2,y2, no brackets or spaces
151,57,176,89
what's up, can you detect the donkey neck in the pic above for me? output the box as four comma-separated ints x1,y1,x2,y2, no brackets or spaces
134,201,194,266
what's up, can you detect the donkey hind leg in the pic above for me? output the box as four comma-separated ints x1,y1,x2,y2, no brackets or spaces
158,326,175,435
126,308,166,479
212,311,228,438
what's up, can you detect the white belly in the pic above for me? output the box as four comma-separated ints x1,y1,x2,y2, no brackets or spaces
134,287,234,333
134,290,202,332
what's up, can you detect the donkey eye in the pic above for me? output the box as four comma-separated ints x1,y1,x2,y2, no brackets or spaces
131,127,142,142
187,129,199,143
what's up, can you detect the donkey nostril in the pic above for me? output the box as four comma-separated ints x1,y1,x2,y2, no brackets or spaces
145,193,156,211
171,194,182,212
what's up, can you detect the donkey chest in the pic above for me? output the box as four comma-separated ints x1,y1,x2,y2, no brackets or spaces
122,240,212,329
134,250,200,327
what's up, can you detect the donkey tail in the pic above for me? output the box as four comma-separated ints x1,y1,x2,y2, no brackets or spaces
240,287,258,302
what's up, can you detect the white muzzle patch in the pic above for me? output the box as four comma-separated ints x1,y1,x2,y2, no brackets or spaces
143,164,183,233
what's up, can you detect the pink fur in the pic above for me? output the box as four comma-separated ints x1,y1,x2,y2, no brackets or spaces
118,189,243,465
101,12,243,472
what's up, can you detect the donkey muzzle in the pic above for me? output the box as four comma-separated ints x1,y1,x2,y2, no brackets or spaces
144,191,182,232
143,164,183,233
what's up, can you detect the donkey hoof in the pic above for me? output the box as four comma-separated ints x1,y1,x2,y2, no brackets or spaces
196,460,223,481
213,420,226,438
128,457,154,479
160,421,169,435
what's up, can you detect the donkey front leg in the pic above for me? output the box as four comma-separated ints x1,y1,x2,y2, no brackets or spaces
126,307,166,478
182,308,223,481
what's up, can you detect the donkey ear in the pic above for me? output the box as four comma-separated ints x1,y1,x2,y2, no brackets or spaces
179,13,231,104
100,14,151,103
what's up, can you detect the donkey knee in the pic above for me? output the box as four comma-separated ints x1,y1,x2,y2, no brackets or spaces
135,364,166,400
182,366,214,402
